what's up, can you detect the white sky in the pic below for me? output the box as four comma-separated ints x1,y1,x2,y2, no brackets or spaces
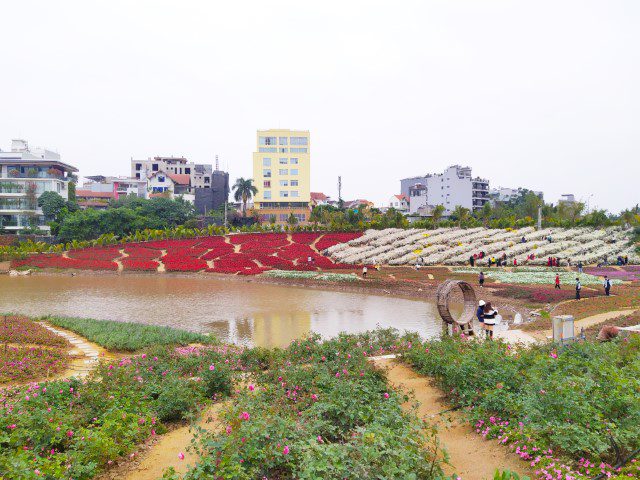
1,0,638,212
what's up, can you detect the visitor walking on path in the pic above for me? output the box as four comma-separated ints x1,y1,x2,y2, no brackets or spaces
482,302,498,340
478,271,485,287
555,274,561,290
577,261,583,274
575,278,582,300
362,266,368,278
469,255,475,267
603,276,611,296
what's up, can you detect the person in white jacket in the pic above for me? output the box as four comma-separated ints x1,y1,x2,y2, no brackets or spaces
482,302,499,340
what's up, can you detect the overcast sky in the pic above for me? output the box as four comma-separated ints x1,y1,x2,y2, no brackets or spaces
1,0,638,212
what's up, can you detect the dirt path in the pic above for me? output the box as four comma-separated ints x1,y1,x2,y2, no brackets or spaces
374,358,532,480
99,402,225,480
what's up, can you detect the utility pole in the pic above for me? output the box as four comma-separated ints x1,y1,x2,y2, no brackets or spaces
338,176,342,203
537,205,542,230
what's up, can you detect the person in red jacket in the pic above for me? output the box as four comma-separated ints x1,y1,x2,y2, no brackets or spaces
554,274,561,290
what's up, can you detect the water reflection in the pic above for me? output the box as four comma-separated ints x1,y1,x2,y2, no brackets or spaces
0,274,443,348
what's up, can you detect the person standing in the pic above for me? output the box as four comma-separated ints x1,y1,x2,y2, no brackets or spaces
575,278,582,300
555,274,561,289
483,302,498,340
469,255,475,267
476,300,486,336
603,276,611,296
362,266,368,278
478,271,485,287
577,261,583,274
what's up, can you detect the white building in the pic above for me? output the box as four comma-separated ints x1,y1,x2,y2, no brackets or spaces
389,194,409,212
400,165,489,215
83,176,147,198
130,156,211,202
0,139,78,233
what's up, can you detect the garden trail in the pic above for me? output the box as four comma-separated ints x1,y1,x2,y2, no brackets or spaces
39,322,116,380
103,402,226,480
374,358,533,480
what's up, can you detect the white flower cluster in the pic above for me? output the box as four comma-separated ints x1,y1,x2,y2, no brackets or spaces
328,227,636,266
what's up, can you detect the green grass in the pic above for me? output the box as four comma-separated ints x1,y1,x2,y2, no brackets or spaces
41,315,217,351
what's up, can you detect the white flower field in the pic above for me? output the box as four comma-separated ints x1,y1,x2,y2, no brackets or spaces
326,227,639,266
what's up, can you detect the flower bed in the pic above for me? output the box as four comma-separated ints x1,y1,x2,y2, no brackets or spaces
403,336,640,478
67,248,121,261
0,315,68,347
0,345,234,479
487,284,596,303
0,346,69,383
12,255,118,271
121,258,159,272
122,246,160,259
161,255,208,272
178,332,444,479
584,267,640,281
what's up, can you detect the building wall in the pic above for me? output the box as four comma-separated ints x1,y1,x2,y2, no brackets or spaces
194,171,229,215
252,129,311,222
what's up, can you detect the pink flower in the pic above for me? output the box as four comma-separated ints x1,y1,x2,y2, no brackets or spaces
209,364,215,371
66,430,74,437
383,392,390,399
226,425,232,434
178,452,185,460
283,445,290,455
311,394,318,401
317,435,323,443
248,384,255,391
240,411,250,421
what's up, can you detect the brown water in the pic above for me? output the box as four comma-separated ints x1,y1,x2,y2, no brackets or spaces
0,274,444,347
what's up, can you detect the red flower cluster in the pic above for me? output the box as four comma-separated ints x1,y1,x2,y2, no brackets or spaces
67,248,121,261
121,258,160,271
12,232,361,275
12,254,118,271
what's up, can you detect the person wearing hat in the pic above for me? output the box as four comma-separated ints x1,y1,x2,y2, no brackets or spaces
476,300,486,336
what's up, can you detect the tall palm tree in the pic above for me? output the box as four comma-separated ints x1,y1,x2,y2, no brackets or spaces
431,204,445,224
232,178,258,218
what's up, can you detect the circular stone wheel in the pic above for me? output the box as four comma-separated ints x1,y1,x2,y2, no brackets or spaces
436,279,477,326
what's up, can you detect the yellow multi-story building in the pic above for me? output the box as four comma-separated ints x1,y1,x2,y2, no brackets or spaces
252,129,310,223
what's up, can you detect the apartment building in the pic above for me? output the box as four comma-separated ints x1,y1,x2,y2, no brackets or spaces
0,139,78,233
489,187,544,203
252,129,310,223
82,175,147,199
400,165,489,215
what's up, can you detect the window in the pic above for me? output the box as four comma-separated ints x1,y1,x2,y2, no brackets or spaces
263,169,271,177
279,137,288,145
279,158,288,164
185,168,191,174
259,147,277,153
290,190,299,197
279,180,288,186
290,158,298,164
263,181,271,188
280,191,289,197
290,136,308,145
263,158,271,166
279,169,288,175
259,136,277,145
135,163,141,170
152,164,159,171
279,147,288,153
135,173,140,179
264,191,271,199
204,177,210,183
290,169,298,175
290,180,299,186
290,148,307,153
158,176,165,182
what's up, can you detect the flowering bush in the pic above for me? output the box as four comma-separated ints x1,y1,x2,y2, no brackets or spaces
0,346,234,479
403,336,640,477
0,346,69,383
177,331,444,479
12,255,118,271
67,248,121,261
123,246,160,259
0,315,68,347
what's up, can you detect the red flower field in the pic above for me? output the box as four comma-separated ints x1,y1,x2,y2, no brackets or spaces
11,232,362,275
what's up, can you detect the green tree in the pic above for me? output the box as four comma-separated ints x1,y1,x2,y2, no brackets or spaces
286,212,298,226
232,178,258,217
431,204,445,224
38,191,67,219
451,205,471,227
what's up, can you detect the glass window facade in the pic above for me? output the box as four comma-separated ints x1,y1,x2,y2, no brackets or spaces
290,148,307,153
279,180,288,186
263,169,271,177
280,191,289,197
290,169,298,175
290,137,308,145
278,137,288,145
290,158,298,164
263,190,271,199
259,136,277,145
279,158,288,164
279,169,288,175
259,147,277,153
290,180,299,186
263,158,271,166
290,191,299,197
